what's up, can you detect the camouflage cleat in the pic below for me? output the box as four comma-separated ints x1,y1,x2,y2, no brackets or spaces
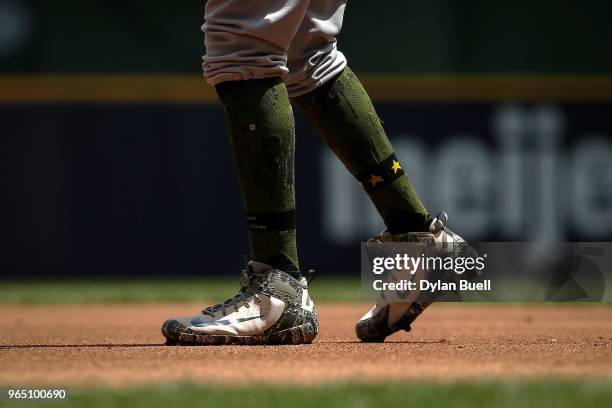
162,260,318,345
355,211,478,342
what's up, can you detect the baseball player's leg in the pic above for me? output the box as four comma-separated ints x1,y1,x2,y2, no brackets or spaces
293,67,475,340
203,0,312,274
293,67,479,340
288,2,430,234
287,2,476,342
215,78,299,273
161,0,318,345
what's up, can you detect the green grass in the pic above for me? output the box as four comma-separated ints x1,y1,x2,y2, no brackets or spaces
2,381,611,408
1,278,610,305
0,278,363,304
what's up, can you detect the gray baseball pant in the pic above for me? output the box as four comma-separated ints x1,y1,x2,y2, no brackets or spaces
202,0,347,97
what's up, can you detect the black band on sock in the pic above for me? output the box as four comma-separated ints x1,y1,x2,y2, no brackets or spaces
355,153,406,191
265,253,300,274
247,210,296,232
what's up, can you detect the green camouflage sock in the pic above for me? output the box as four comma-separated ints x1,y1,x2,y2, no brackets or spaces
215,78,299,275
293,67,430,233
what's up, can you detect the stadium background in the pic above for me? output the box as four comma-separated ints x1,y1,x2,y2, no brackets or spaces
2,0,612,278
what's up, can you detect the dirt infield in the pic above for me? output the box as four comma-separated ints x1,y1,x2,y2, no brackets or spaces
1,303,611,387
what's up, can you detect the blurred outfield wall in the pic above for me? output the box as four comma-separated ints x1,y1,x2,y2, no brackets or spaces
1,1,611,73
1,1,611,277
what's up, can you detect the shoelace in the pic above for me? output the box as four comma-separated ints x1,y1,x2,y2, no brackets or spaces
201,265,267,317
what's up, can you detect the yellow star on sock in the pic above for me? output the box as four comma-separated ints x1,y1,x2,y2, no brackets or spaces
391,160,402,174
369,174,384,186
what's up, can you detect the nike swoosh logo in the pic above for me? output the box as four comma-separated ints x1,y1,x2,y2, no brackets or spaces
191,315,263,327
